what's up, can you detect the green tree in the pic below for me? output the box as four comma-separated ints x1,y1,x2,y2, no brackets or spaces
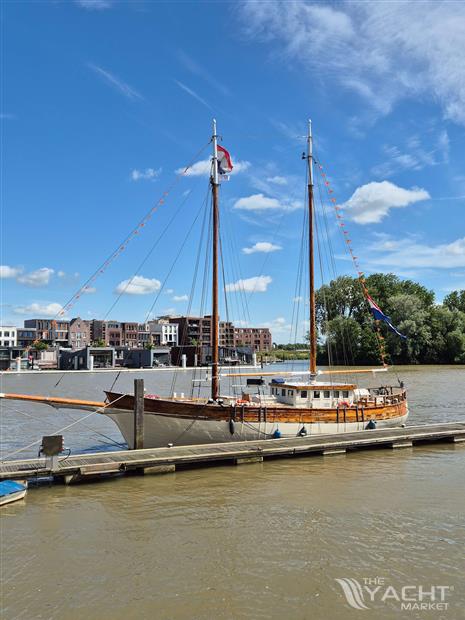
443,290,465,313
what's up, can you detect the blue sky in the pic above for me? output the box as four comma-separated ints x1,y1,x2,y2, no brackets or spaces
1,0,465,342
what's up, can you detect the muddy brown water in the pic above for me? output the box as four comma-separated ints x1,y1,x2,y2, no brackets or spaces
1,365,464,619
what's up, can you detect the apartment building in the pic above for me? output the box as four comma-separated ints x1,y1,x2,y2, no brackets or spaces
234,327,272,352
17,327,37,348
148,320,178,346
170,315,235,348
68,318,91,350
23,319,69,345
0,326,17,347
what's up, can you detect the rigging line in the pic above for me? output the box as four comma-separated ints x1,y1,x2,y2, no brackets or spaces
314,149,388,367
315,170,354,371
170,183,211,398
108,370,122,393
3,403,126,450
144,194,209,323
103,176,204,321
2,394,127,461
55,141,211,320
289,162,308,362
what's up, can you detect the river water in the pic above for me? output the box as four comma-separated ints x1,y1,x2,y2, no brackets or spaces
1,365,465,619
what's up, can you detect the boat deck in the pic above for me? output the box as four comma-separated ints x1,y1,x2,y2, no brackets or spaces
1,422,464,484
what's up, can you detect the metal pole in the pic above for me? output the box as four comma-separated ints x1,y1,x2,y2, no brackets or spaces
211,119,220,400
308,119,317,374
133,378,144,449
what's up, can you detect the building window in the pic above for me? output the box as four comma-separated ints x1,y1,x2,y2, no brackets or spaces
313,391,320,399
324,390,330,398
300,391,308,398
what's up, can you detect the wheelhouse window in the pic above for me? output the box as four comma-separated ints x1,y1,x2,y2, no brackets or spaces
288,390,294,396
281,389,286,397
333,390,340,398
324,390,330,398
342,390,349,398
313,391,320,399
300,391,308,398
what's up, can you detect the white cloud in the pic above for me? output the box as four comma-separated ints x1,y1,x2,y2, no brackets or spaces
57,270,66,278
233,193,301,212
173,79,211,109
0,265,22,279
75,0,112,9
341,181,429,224
115,275,161,295
89,63,143,101
173,294,189,302
225,275,272,293
17,267,54,287
266,175,288,186
131,167,161,181
177,158,250,177
242,242,282,254
82,286,97,294
369,236,465,269
14,302,63,317
371,131,450,177
241,1,465,125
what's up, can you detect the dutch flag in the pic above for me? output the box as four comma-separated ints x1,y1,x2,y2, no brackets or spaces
217,145,233,175
366,294,407,340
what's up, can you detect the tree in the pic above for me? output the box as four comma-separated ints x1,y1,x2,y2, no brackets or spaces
92,339,105,347
444,290,465,314
32,340,47,351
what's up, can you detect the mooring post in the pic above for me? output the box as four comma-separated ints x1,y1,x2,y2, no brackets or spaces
133,378,144,450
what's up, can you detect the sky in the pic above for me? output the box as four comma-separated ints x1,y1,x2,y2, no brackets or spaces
1,0,465,343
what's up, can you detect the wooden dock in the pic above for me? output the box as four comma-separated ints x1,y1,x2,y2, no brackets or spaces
1,422,464,485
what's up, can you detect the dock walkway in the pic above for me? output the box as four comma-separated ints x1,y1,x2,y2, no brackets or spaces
1,422,464,484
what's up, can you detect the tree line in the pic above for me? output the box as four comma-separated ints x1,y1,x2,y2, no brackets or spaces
311,274,465,365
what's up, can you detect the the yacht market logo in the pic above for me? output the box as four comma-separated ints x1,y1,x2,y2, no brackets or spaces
335,577,452,611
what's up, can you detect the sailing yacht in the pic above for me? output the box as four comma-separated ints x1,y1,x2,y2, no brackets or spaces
1,120,408,448
100,119,409,447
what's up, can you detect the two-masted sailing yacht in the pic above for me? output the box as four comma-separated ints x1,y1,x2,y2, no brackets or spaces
2,120,408,448
100,119,409,447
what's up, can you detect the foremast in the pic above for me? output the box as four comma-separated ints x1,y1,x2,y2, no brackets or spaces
307,120,317,375
211,119,220,400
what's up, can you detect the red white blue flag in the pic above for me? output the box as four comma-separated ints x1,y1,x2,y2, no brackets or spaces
366,294,407,339
217,145,233,175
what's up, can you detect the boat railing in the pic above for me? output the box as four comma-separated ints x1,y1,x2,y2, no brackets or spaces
358,387,407,406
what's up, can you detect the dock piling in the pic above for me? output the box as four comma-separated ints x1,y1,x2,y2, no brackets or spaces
133,378,145,450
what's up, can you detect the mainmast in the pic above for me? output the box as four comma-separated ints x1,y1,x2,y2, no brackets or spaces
211,119,220,400
307,120,317,374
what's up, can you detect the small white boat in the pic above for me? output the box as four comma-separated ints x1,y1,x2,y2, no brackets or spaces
0,480,27,506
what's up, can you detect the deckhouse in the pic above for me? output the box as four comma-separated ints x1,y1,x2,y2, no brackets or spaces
269,381,359,408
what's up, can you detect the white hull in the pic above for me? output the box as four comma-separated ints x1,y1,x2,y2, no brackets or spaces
0,489,27,507
104,409,409,449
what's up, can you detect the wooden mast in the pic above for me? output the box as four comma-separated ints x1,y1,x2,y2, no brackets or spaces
211,119,220,400
307,120,317,374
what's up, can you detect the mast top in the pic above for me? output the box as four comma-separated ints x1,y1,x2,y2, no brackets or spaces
212,118,219,186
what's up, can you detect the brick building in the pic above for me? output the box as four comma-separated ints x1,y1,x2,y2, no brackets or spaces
68,318,91,350
170,315,234,348
234,327,272,352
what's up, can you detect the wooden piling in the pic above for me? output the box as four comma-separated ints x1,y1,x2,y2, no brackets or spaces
133,378,144,450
